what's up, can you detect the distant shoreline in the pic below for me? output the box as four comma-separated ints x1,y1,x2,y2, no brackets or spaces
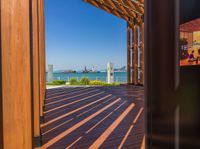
46,71,127,83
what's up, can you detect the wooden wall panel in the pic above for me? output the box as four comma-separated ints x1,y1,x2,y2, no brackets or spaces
1,0,32,148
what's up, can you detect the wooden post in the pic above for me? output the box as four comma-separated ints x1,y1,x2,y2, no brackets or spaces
0,2,3,148
0,0,33,148
133,24,139,84
38,0,46,119
31,0,42,147
127,23,131,84
131,25,135,84
139,22,144,85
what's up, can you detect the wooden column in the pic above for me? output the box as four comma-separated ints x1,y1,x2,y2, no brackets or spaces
0,0,33,148
38,0,46,119
127,23,131,84
31,0,42,147
131,25,135,84
133,24,139,84
0,2,3,148
139,22,144,85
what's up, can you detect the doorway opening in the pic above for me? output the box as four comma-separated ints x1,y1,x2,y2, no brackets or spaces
41,0,145,148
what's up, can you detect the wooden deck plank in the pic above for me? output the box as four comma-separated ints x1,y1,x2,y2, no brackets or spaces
42,85,144,149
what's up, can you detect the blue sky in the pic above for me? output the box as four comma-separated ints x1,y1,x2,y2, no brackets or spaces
45,0,127,71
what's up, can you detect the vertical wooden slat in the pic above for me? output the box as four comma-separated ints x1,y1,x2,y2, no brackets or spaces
38,0,46,118
0,0,3,147
42,0,46,118
1,0,32,148
127,23,131,84
133,24,139,84
139,22,144,85
31,0,41,146
131,25,135,84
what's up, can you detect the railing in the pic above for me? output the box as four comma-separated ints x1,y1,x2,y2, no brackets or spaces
51,76,127,83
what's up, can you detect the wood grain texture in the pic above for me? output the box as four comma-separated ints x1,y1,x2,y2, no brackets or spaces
31,0,41,140
133,25,139,84
139,23,144,85
42,86,144,149
0,0,3,148
131,25,135,84
1,0,32,148
38,0,46,117
84,0,144,21
127,24,131,84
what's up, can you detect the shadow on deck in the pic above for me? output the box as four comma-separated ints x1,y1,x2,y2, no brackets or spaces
41,85,145,149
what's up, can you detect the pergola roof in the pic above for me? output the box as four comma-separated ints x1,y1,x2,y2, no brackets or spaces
84,0,144,26
180,18,200,32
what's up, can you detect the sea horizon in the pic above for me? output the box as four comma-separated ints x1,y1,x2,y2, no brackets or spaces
46,71,127,83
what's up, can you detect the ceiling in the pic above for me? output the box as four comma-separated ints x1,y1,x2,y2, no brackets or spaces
84,0,144,26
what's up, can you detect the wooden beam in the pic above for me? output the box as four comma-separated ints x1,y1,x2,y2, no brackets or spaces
132,0,144,5
139,22,144,85
133,24,139,84
131,25,135,84
108,0,136,18
127,23,131,84
31,0,42,146
94,0,130,20
112,0,142,15
38,0,46,118
1,0,33,148
117,0,137,18
85,0,129,21
129,0,144,14
84,0,144,22
130,0,144,8
0,0,3,148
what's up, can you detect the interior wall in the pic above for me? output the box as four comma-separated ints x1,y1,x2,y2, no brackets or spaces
145,0,200,148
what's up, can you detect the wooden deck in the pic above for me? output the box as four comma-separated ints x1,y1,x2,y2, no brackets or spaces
41,85,144,149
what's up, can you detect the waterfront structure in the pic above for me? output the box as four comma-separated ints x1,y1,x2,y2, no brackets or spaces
107,62,114,83
48,64,53,83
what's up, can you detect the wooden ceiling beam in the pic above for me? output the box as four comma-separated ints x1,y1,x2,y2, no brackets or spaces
117,0,137,18
130,0,144,7
124,0,138,14
84,0,144,25
109,0,136,18
107,0,127,16
93,0,131,20
94,0,134,19
112,0,143,15
84,0,129,21
129,0,144,14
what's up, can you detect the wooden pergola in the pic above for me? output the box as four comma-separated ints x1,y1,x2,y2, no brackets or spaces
84,0,145,85
0,0,144,148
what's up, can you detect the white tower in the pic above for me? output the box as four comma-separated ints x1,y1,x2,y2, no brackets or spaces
48,64,53,83
107,62,114,84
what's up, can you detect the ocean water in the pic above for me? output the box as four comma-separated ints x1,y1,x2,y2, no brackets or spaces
46,72,127,83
